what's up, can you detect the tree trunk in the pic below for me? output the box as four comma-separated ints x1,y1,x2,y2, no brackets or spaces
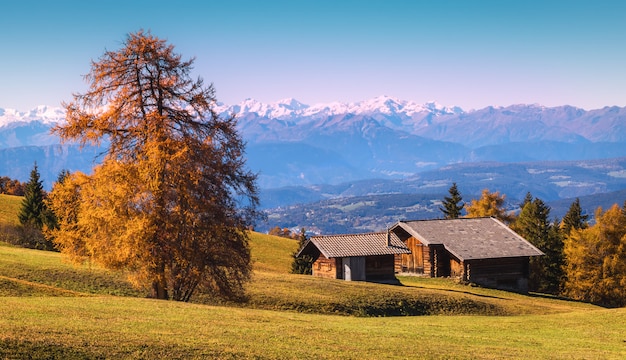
151,281,168,299
150,262,169,299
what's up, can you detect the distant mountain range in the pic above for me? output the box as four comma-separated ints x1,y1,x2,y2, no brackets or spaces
216,97,626,187
2,97,626,229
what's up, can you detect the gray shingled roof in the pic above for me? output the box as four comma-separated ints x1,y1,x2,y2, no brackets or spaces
393,217,544,261
298,232,411,259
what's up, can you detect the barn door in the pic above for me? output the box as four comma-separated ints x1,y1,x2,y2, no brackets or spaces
342,257,366,281
401,237,424,273
342,257,352,281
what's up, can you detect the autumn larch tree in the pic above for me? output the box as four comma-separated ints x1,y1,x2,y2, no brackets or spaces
48,30,259,301
464,189,515,223
563,204,626,307
439,182,464,219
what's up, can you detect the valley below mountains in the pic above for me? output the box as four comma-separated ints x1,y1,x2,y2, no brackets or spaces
2,97,626,234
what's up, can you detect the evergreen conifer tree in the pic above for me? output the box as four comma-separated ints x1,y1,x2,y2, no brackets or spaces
562,198,588,235
18,163,56,250
18,163,46,228
520,192,534,209
440,182,464,219
514,197,564,294
291,228,313,274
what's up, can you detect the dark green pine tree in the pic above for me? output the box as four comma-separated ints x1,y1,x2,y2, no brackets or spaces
545,217,565,293
561,198,588,236
18,163,56,251
520,192,534,209
291,228,313,275
440,182,464,219
515,198,564,294
56,169,71,185
18,163,47,228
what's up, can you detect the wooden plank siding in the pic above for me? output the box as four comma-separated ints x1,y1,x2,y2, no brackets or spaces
312,254,340,279
365,255,396,281
396,236,425,274
430,244,448,278
465,257,530,292
313,254,398,281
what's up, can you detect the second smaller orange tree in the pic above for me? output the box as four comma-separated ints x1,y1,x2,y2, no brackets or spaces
464,189,514,223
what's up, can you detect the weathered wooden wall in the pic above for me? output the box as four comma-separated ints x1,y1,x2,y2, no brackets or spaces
365,255,396,280
430,244,448,277
396,236,427,274
465,257,530,292
450,257,464,278
312,254,340,279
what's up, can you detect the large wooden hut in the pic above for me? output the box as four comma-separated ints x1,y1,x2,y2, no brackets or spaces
296,232,411,282
390,217,544,292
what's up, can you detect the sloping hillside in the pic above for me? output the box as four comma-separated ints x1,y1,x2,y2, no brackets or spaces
0,194,21,225
1,236,624,359
0,231,599,317
0,194,614,317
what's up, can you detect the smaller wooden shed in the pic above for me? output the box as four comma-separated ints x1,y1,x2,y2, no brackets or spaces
296,232,411,282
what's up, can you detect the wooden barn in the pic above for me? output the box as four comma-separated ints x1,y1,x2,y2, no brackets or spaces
390,217,544,292
296,232,411,282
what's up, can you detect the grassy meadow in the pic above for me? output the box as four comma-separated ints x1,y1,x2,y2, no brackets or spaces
0,194,22,225
1,196,625,359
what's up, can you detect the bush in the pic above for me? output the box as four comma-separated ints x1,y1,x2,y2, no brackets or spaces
0,223,56,251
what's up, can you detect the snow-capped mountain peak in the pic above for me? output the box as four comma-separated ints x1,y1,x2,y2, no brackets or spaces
0,105,66,128
0,96,449,124
217,96,464,121
275,98,309,111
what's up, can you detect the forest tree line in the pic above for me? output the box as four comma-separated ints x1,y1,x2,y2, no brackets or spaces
0,176,25,196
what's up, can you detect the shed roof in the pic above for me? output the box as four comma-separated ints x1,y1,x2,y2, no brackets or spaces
392,217,544,261
297,232,411,259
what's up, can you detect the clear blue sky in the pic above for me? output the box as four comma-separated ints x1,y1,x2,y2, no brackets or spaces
2,0,626,111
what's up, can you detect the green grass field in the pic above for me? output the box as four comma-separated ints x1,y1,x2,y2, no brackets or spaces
1,195,625,359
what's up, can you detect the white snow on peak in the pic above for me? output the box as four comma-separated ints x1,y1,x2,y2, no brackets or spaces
225,98,312,119
276,98,309,111
0,105,66,128
1,96,465,128
299,96,462,118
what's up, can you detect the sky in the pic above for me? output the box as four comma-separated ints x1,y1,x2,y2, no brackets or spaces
2,0,626,111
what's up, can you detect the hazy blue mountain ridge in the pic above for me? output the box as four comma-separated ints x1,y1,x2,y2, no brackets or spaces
2,98,626,209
